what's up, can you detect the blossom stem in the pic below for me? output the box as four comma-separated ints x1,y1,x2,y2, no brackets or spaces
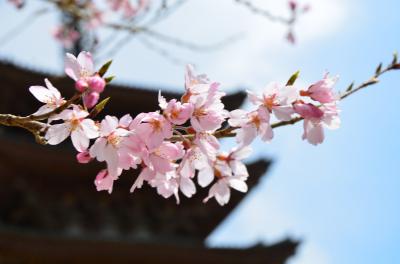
0,92,82,144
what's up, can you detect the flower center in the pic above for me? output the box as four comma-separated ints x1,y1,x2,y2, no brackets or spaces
194,107,207,117
249,113,261,129
70,118,81,131
107,133,121,147
263,94,279,112
150,119,163,132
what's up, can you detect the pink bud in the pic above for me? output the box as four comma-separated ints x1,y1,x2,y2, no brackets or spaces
76,151,92,164
83,91,100,108
75,79,88,92
88,75,106,93
289,0,297,11
286,31,296,44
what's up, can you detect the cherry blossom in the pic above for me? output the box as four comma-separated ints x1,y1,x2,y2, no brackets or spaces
45,106,99,152
135,112,173,149
203,147,251,206
158,92,193,125
294,102,340,145
229,107,273,146
247,82,298,121
94,169,122,194
89,115,132,176
65,51,95,82
29,78,65,116
300,73,338,104
190,83,228,132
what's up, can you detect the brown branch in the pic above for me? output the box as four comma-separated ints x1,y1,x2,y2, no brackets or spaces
0,92,81,143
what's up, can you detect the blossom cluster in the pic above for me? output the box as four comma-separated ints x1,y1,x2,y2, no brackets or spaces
28,51,340,206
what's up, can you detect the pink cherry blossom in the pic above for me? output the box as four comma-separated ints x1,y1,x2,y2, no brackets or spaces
178,140,214,188
203,147,251,206
158,92,193,125
143,142,184,174
135,112,173,149
294,102,340,145
149,170,180,203
29,78,65,116
190,83,228,132
65,51,95,82
247,82,298,121
229,107,273,146
45,106,99,152
300,73,338,104
94,169,122,194
181,64,213,104
203,171,248,206
89,115,132,176
214,146,252,179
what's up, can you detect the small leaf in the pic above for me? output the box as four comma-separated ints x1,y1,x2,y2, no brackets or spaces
346,82,354,92
286,70,300,86
105,76,115,84
98,60,113,77
375,63,382,76
89,97,111,118
392,51,398,65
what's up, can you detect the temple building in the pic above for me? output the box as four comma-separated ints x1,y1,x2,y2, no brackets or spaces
0,61,299,263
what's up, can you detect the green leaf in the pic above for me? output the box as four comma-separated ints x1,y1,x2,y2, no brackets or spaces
392,51,398,65
375,63,382,76
89,97,111,118
98,60,113,77
104,76,115,84
286,71,300,86
346,82,354,92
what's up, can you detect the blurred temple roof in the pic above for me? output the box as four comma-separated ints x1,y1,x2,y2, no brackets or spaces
0,61,299,263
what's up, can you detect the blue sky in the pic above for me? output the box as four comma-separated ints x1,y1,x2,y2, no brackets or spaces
0,0,399,263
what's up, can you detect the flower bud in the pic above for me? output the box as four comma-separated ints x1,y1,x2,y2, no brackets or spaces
76,151,92,164
289,0,297,11
83,91,100,109
88,75,106,93
75,79,88,92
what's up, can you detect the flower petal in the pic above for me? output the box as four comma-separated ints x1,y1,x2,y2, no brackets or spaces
45,123,71,145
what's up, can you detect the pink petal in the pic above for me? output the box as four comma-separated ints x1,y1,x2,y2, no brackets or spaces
45,123,71,145
180,177,196,198
77,51,94,75
64,53,80,81
198,165,214,187
80,119,99,139
29,85,54,103
71,129,89,152
229,178,248,192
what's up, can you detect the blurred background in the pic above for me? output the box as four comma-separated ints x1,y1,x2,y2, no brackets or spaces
0,0,399,263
